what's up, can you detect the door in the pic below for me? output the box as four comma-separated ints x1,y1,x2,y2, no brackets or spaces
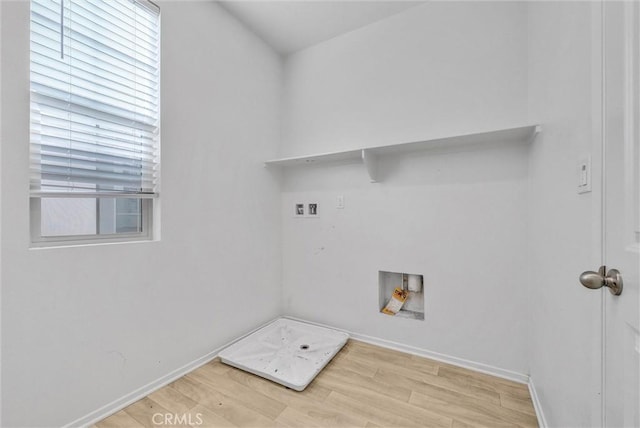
603,2,640,426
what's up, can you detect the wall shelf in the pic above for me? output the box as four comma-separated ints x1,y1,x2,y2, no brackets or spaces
265,125,541,182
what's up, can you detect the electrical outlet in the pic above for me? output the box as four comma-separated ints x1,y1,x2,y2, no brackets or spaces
307,202,319,217
337,195,344,209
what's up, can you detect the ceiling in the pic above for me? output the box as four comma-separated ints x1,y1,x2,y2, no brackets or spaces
219,1,426,56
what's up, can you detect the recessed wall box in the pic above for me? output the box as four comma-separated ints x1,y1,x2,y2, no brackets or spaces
379,270,425,320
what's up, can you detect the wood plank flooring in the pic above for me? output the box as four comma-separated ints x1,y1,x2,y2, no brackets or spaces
94,340,538,427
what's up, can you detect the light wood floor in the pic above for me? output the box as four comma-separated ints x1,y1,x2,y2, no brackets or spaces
94,340,538,427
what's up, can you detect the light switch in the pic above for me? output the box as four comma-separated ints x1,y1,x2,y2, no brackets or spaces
577,154,591,194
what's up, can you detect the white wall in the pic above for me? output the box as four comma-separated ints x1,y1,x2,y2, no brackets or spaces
526,2,603,426
0,1,283,426
280,1,531,375
0,1,608,426
281,1,528,158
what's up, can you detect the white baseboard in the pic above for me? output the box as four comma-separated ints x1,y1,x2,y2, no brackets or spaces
284,315,530,385
65,317,280,428
528,377,548,428
69,315,537,427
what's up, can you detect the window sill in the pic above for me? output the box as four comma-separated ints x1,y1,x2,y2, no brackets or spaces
29,236,159,250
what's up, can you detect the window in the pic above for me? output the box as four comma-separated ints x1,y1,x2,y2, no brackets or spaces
29,0,160,245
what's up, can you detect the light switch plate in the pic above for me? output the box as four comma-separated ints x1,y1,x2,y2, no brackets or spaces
577,154,592,194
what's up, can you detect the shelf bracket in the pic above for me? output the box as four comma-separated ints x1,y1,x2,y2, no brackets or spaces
361,149,379,183
529,125,542,143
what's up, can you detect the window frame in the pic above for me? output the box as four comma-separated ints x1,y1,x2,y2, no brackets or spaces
29,0,161,246
30,197,155,247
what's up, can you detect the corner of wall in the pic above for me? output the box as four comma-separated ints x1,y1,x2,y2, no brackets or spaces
528,377,549,428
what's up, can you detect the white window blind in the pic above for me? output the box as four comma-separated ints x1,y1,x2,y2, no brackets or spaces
30,0,160,198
